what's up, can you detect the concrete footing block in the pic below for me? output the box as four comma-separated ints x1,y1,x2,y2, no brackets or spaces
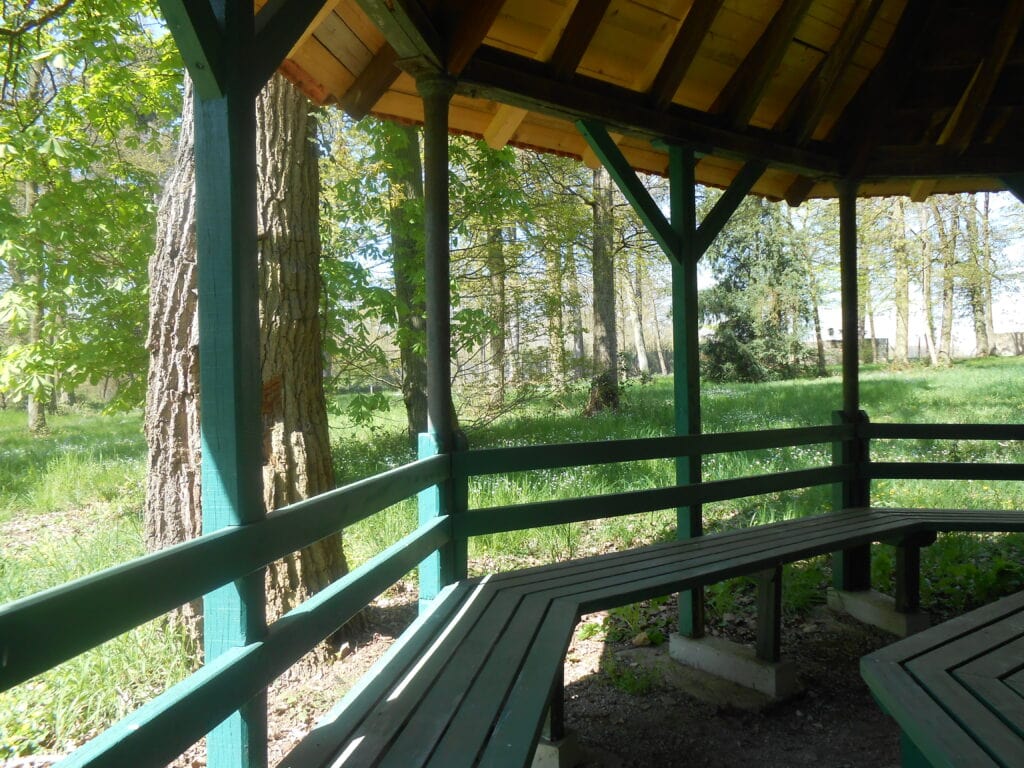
532,731,585,768
669,633,799,699
827,588,930,637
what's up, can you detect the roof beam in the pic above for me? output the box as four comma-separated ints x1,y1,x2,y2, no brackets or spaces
339,43,400,119
840,0,932,178
445,0,507,75
253,0,335,90
548,0,613,81
779,0,883,144
648,0,725,110
711,0,814,129
862,143,1024,178
483,104,528,149
941,0,1024,154
695,160,767,255
784,175,817,207
158,0,225,99
460,46,840,178
355,0,443,69
578,120,681,262
1000,174,1024,205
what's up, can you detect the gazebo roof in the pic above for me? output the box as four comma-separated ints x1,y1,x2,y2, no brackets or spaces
272,0,1024,202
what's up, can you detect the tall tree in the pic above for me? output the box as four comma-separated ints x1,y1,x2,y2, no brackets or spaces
586,166,619,412
145,75,348,636
892,198,910,366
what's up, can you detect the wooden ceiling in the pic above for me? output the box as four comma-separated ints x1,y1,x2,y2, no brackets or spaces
274,0,1024,202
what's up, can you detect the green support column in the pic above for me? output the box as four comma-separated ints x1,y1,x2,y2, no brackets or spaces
193,1,265,766
669,146,704,638
416,71,465,610
833,179,871,592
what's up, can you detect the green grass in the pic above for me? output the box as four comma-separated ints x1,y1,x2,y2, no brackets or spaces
3,357,1024,754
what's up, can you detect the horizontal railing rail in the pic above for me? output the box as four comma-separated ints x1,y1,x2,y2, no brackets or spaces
457,465,850,537
864,423,1024,441
455,424,850,476
866,462,1024,481
60,516,451,768
0,454,449,691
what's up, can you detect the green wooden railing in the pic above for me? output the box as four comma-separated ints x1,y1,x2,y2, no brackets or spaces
1,420,1020,766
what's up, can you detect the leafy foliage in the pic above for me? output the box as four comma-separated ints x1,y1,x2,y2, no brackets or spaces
0,0,181,412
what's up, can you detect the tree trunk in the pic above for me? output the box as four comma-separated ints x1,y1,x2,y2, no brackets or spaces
544,245,567,392
388,125,428,443
981,192,996,353
487,228,508,402
918,206,939,367
932,200,956,364
566,245,586,377
256,74,349,625
145,75,350,643
649,290,668,375
585,166,618,413
963,198,990,357
628,255,650,375
892,199,910,367
145,79,203,628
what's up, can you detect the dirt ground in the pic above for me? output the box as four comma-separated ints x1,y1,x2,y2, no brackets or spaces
237,590,900,768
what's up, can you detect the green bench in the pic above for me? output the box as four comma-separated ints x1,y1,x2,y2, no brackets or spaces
280,507,1024,768
862,589,1024,768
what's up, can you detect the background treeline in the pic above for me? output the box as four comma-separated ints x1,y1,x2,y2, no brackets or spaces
1,3,1021,441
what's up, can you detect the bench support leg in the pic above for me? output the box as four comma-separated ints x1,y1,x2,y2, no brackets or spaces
895,532,936,614
756,567,782,663
533,664,585,768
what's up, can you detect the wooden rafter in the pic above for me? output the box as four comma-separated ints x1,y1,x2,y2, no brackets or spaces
547,0,613,81
778,0,883,144
839,0,933,178
253,0,336,89
483,104,528,149
461,46,840,178
340,43,399,118
710,0,814,129
695,160,767,255
910,0,1024,201
444,0,507,75
355,0,443,68
648,0,726,111
158,0,225,99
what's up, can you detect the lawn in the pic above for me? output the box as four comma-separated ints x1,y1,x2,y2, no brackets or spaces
2,356,1023,756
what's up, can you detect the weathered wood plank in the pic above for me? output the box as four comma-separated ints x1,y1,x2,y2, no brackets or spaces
865,423,1024,441
867,462,1024,481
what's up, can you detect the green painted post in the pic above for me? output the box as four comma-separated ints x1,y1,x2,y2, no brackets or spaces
192,1,265,765
669,145,704,638
832,180,871,592
416,70,465,612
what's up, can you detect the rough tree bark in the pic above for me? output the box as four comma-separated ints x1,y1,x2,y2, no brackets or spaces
917,205,939,366
145,75,350,641
487,228,508,402
387,124,428,443
931,199,956,364
627,253,650,375
892,198,910,367
963,199,991,356
585,166,619,413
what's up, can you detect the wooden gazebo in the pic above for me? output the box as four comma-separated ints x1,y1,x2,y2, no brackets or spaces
4,1,1024,767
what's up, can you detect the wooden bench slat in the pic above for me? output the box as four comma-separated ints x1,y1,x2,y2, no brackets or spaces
278,581,474,768
380,591,547,765
475,600,580,768
425,597,571,768
955,673,1024,738
861,657,1000,768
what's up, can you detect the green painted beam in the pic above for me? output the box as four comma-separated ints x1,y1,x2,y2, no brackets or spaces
191,0,264,760
865,423,1024,441
355,0,443,68
668,143,703,637
454,424,849,476
866,462,1024,481
694,160,767,256
158,0,225,99
577,119,681,261
58,517,451,768
457,466,849,537
252,0,332,90
0,455,447,692
1000,175,1024,205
